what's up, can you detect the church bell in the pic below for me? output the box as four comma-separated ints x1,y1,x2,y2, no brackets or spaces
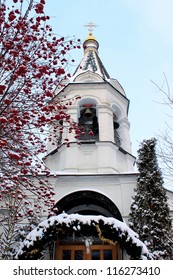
84,107,92,117
114,122,119,129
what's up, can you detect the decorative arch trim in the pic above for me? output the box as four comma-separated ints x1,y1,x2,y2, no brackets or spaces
74,70,104,82
55,190,123,221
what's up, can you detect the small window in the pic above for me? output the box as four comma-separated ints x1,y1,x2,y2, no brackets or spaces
63,250,71,260
103,250,112,260
91,250,100,260
75,250,83,260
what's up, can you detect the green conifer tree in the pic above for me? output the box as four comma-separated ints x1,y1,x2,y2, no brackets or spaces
129,138,172,259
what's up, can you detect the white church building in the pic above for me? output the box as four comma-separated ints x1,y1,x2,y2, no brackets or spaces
17,31,173,260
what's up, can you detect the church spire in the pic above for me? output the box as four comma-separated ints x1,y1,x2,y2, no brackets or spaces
72,24,110,80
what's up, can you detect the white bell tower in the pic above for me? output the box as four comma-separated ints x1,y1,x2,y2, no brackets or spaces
45,31,135,174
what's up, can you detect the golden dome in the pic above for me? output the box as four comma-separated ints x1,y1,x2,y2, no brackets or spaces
85,32,97,42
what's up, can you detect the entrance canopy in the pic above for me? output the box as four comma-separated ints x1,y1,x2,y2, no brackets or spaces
16,213,151,260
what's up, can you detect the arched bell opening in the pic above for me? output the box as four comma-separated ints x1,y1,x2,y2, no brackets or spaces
76,98,99,141
113,114,121,147
78,105,99,141
112,104,123,147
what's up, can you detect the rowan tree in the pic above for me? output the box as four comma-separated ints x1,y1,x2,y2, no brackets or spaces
129,138,172,259
0,0,80,259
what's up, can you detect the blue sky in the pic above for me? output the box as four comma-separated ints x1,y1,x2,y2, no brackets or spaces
44,0,173,191
6,0,173,187
44,0,173,160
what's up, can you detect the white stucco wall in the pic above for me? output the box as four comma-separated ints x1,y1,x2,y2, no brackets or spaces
47,173,138,222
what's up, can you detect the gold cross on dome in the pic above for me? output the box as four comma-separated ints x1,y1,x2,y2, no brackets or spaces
83,22,98,33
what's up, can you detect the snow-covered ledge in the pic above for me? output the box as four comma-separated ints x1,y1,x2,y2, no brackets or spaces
15,213,152,260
